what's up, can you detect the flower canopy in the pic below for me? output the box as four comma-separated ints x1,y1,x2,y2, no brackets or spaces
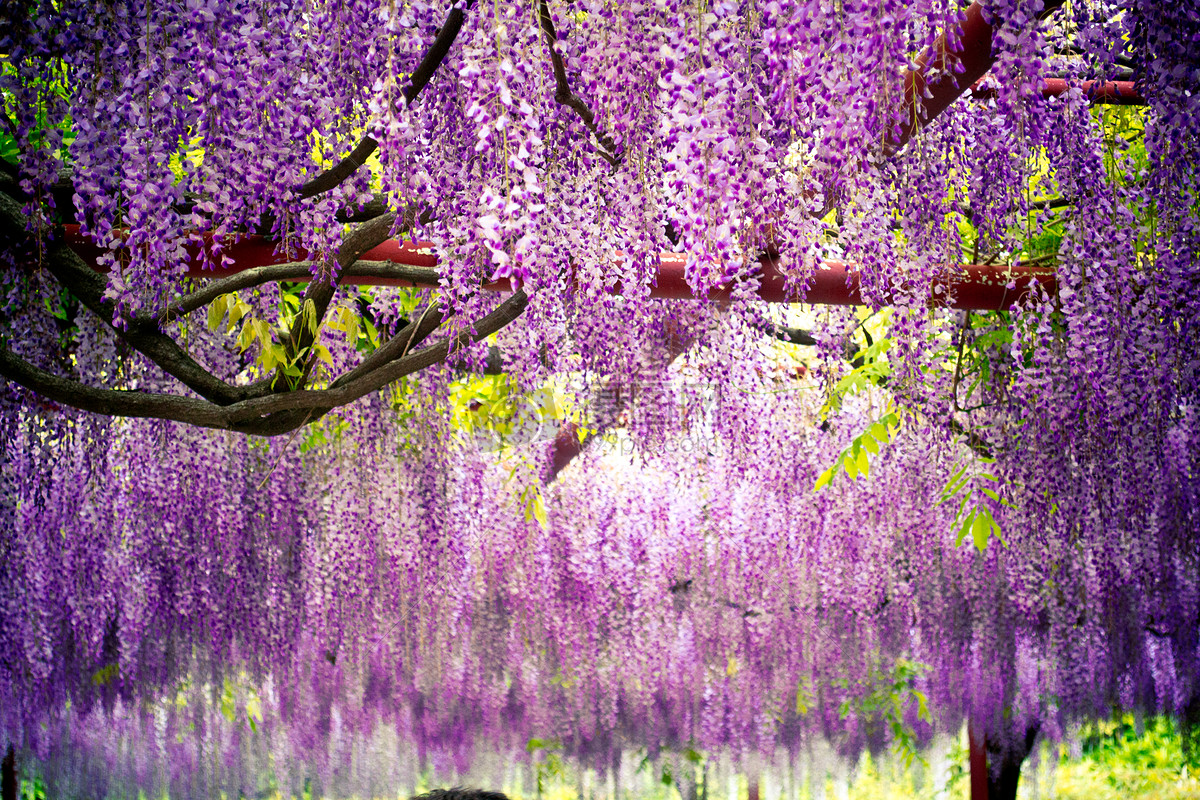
0,0,1197,797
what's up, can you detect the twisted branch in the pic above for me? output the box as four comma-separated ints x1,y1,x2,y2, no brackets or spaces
297,1,476,200
1,291,529,436
157,260,443,324
537,0,620,166
0,192,246,406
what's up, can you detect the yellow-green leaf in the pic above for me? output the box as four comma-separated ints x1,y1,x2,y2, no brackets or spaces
227,298,249,330
855,447,870,478
237,319,256,351
303,298,319,335
531,493,548,529
207,296,226,331
971,511,991,552
254,319,272,344
955,510,975,547
813,467,835,491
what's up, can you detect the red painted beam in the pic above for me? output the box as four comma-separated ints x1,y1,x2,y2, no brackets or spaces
64,226,1055,312
972,78,1144,105
1042,78,1143,105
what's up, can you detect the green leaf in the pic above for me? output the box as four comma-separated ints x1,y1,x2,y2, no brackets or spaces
981,487,1002,503
938,465,969,503
236,319,256,351
868,421,889,442
207,296,227,331
971,509,992,552
855,447,870,478
955,510,976,547
531,494,549,529
861,432,879,455
226,298,249,331
254,319,272,344
303,298,319,335
914,690,931,723
813,467,835,491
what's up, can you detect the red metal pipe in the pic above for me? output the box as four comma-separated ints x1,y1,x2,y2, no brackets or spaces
63,226,1055,311
1041,78,1143,105
972,78,1144,105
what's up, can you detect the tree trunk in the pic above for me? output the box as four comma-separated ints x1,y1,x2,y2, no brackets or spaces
1182,693,1200,768
986,754,1024,800
2,744,16,800
970,723,1039,800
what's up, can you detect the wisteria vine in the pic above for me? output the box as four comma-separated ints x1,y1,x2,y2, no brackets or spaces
1,0,1198,796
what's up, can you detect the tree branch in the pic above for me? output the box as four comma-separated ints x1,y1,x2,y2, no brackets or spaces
751,319,817,347
158,260,444,324
297,1,476,200
948,416,994,460
537,0,620,166
225,289,529,431
2,291,529,436
0,345,230,427
0,191,246,406
330,300,447,389
282,212,398,377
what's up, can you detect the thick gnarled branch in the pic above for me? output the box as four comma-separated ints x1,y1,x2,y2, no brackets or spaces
158,260,443,324
0,290,529,437
0,191,246,406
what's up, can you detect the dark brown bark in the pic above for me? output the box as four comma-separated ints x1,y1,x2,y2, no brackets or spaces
1,745,15,800
160,260,443,323
1182,693,1200,767
297,1,476,199
0,192,246,406
537,0,619,165
980,724,1039,800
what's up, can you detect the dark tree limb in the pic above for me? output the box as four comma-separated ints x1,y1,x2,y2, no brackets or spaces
948,416,995,460
331,300,447,389
158,260,443,324
1,291,529,436
282,212,398,385
0,345,233,427
985,723,1040,800
751,318,818,346
297,1,476,200
1,744,15,800
536,0,620,166
0,191,246,406
225,289,529,432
